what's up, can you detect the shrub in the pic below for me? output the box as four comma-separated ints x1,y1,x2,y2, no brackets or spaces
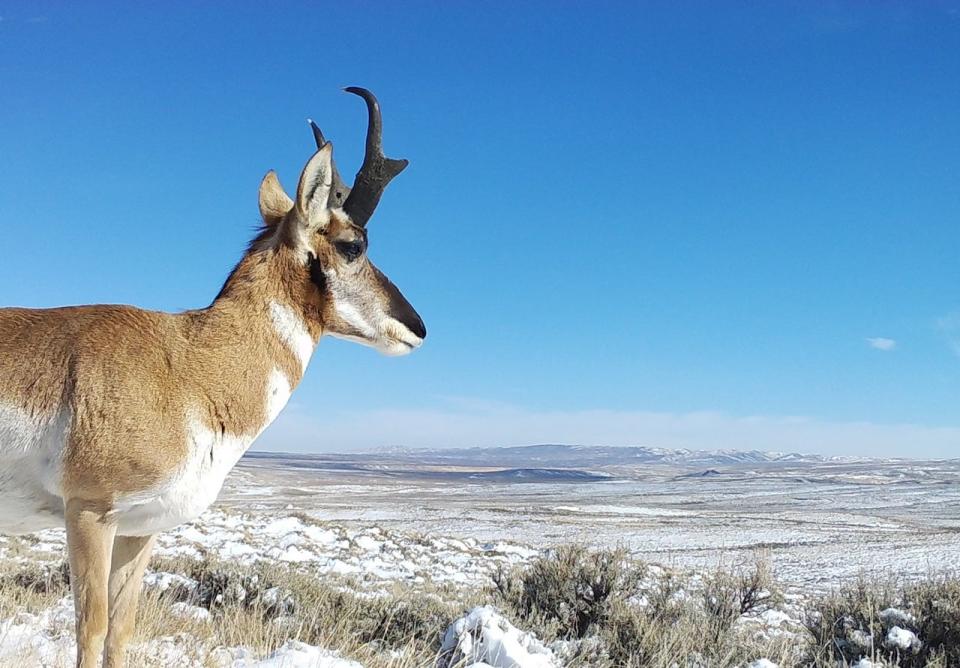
702,558,781,641
806,577,960,667
492,546,793,667
492,544,644,640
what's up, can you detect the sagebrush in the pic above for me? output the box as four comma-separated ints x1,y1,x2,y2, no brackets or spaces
2,544,959,667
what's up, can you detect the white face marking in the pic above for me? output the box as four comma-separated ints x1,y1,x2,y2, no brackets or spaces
325,289,422,357
269,301,315,373
333,299,378,339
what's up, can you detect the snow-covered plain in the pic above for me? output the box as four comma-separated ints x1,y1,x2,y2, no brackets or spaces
228,450,960,594
1,448,957,667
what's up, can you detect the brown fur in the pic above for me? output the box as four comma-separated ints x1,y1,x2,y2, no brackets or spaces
65,497,116,668
0,244,319,501
104,534,156,668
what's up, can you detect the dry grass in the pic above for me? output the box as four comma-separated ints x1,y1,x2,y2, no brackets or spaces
0,559,70,617
2,545,959,667
127,555,475,667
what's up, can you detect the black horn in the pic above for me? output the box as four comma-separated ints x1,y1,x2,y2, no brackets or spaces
341,87,408,227
307,118,352,209
306,88,407,226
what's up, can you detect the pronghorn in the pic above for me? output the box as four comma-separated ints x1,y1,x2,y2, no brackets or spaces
0,87,425,668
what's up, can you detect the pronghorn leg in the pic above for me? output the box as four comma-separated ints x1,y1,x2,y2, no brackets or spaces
103,534,156,668
65,499,117,668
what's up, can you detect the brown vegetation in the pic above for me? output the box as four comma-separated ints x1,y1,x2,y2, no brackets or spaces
1,546,958,667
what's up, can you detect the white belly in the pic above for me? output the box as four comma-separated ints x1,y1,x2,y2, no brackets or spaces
112,425,255,536
1,366,294,537
0,403,68,534
113,368,292,536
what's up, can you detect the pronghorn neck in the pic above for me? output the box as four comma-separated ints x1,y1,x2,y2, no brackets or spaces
202,244,323,381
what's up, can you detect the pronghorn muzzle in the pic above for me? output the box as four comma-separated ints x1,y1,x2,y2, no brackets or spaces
376,266,426,343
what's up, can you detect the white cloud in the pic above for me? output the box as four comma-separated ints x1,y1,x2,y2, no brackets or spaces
257,401,960,459
866,337,897,351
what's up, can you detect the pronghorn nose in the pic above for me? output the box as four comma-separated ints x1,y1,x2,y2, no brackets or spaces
407,312,426,340
393,298,426,340
374,266,426,341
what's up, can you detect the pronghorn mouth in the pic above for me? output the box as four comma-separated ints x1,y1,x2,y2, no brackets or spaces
381,329,424,356
393,337,422,353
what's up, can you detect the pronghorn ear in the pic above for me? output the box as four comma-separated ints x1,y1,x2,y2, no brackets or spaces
295,143,334,225
259,171,294,227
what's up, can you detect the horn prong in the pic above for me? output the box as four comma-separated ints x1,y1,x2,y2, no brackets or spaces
306,119,351,207
307,119,326,149
341,87,408,227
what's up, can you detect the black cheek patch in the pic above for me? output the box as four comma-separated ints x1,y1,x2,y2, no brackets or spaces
307,253,327,293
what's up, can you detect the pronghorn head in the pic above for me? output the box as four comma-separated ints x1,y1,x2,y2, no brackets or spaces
257,88,426,356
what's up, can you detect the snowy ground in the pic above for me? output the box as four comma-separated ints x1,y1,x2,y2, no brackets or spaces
0,590,363,668
227,453,960,594
0,506,551,667
0,451,956,667
0,505,804,667
0,510,536,592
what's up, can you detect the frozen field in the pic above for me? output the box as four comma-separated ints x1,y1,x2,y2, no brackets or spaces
6,446,957,598
2,446,958,667
224,447,960,593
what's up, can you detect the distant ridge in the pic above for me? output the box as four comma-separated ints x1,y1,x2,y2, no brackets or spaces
677,469,725,478
362,444,849,467
241,452,613,483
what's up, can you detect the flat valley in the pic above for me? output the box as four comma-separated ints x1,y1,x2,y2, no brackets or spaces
225,445,960,592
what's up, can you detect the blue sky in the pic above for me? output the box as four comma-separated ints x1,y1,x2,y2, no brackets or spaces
1,2,958,457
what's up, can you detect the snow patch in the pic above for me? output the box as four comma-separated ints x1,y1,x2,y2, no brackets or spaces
144,570,198,593
884,625,921,653
240,640,362,667
439,606,558,668
169,602,211,622
879,607,916,627
0,597,75,666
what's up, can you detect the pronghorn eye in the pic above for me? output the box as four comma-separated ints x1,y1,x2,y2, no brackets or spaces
335,240,364,262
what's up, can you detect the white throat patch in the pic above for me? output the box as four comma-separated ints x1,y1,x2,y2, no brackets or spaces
269,301,315,374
